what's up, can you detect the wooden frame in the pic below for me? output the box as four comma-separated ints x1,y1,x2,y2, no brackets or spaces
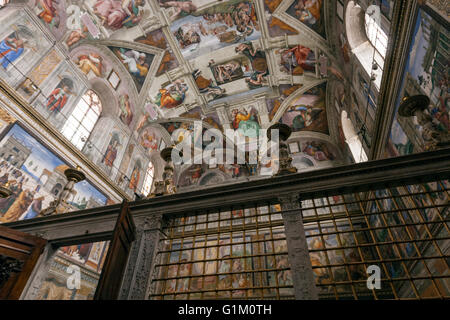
0,120,109,215
0,225,47,300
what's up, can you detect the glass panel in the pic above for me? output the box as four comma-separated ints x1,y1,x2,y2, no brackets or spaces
72,103,88,121
37,241,110,300
81,117,96,132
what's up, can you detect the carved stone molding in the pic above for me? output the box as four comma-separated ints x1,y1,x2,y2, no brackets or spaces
120,213,164,300
140,16,164,34
424,0,449,19
278,193,301,211
278,193,319,300
142,213,164,231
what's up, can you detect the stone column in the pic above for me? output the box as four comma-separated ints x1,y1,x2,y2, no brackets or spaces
278,193,318,300
119,213,164,300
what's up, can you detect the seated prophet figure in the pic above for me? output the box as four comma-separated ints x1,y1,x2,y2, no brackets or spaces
231,107,261,138
155,80,188,109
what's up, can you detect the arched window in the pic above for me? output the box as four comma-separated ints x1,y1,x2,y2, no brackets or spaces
61,90,101,150
346,2,388,89
341,111,368,163
141,161,154,196
365,9,388,59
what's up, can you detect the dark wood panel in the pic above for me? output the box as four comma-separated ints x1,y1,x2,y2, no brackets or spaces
94,200,135,300
0,225,47,300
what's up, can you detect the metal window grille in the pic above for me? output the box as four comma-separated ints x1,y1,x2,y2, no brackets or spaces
148,179,449,300
303,180,449,300
149,204,295,300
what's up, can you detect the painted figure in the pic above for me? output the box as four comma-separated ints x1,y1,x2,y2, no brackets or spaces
0,34,25,69
187,165,202,185
66,26,88,47
177,260,191,292
231,107,260,138
103,137,119,167
218,257,232,289
76,53,103,77
119,94,133,126
192,69,225,100
294,0,322,27
37,0,60,27
155,80,188,109
20,195,45,220
140,129,158,151
46,84,72,112
279,45,316,74
0,190,34,223
235,42,257,57
289,105,323,131
116,49,149,79
174,22,203,49
213,60,242,84
235,42,268,88
158,1,197,21
93,0,145,30
245,71,267,88
231,259,248,296
0,181,21,216
128,162,140,191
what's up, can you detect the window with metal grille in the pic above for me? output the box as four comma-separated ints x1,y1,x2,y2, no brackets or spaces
141,161,154,197
302,180,449,300
149,204,295,300
364,6,388,89
61,90,101,150
365,10,388,60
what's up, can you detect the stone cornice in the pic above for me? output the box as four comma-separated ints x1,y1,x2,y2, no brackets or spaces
4,148,450,243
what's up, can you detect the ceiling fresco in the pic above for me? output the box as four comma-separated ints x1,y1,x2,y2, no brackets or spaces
0,0,357,196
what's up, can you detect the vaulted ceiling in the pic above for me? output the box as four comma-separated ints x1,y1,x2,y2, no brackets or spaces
0,0,401,200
